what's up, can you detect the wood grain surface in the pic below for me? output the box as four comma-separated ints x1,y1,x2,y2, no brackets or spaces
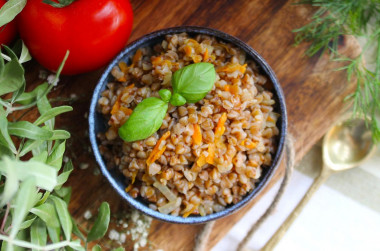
22,0,361,250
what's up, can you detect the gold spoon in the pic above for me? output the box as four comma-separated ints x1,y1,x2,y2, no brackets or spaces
262,114,376,251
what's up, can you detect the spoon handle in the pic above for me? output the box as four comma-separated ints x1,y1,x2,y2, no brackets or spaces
261,167,332,251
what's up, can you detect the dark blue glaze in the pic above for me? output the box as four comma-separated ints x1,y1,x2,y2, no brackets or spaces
89,26,287,224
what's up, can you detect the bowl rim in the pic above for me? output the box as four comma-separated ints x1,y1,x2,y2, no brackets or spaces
89,26,287,224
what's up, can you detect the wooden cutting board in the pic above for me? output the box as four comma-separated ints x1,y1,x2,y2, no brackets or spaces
22,0,361,250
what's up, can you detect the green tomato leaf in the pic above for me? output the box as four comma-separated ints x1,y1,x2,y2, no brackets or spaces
159,89,172,102
92,245,102,251
30,218,47,251
34,106,73,126
0,46,25,96
172,62,216,103
10,177,38,238
8,121,54,140
30,202,60,228
55,160,74,190
50,195,73,241
86,202,111,242
43,0,75,8
46,140,66,170
169,93,186,106
0,0,26,27
119,97,168,142
0,157,58,191
0,157,18,207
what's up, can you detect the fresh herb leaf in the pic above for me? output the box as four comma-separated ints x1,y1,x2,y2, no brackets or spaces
30,203,60,228
50,195,73,241
159,89,172,102
0,46,25,96
46,140,66,170
86,202,111,242
19,216,37,230
55,160,74,190
19,41,32,64
0,158,58,191
0,0,26,27
169,93,186,106
30,218,47,251
8,121,54,140
92,245,102,251
43,0,76,8
119,97,168,142
34,106,73,126
172,62,216,103
0,157,18,207
10,177,38,238
71,217,86,241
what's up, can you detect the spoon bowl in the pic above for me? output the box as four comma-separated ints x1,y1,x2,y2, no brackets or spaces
262,113,376,250
323,116,375,171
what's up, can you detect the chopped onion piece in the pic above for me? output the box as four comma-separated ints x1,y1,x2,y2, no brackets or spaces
153,181,177,202
158,198,182,214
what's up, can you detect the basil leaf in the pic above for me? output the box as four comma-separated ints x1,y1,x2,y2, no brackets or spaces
30,218,47,251
170,93,186,106
50,195,73,241
119,97,168,142
159,89,172,102
86,202,110,242
8,121,54,140
0,0,26,27
172,62,216,103
0,46,25,96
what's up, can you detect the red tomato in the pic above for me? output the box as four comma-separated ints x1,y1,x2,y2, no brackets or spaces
17,0,133,75
0,0,18,46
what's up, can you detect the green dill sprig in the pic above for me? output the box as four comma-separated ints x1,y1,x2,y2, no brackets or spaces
293,0,380,142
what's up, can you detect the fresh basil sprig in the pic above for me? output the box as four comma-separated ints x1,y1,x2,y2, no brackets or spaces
172,62,216,103
118,62,216,142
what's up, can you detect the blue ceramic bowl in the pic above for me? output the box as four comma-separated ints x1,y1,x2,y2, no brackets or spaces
89,26,287,224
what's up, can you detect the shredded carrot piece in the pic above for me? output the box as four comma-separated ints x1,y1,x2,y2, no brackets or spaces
206,143,215,165
216,63,247,74
224,85,231,92
267,115,276,123
125,184,133,193
184,45,193,56
192,124,202,145
120,107,133,116
146,131,171,166
119,62,129,74
152,56,163,65
246,142,257,149
203,48,209,61
192,55,202,63
111,99,121,115
132,49,143,66
183,204,200,218
215,113,227,138
110,84,135,115
196,154,207,167
230,84,239,95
